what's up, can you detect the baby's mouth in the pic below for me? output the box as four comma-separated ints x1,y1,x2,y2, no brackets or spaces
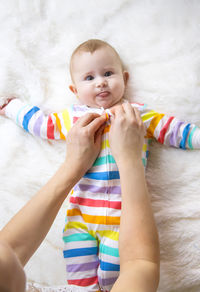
97,91,110,98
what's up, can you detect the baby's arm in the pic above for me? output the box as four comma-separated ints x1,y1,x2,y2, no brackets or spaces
1,98,72,140
136,104,200,150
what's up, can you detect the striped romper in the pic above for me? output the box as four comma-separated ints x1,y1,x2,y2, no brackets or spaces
4,99,200,291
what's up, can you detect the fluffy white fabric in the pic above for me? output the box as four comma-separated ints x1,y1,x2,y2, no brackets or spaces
0,0,200,291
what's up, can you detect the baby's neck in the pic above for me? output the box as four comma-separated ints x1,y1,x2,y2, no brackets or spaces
84,98,127,110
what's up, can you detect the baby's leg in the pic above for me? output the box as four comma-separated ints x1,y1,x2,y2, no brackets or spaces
97,230,120,291
63,221,100,291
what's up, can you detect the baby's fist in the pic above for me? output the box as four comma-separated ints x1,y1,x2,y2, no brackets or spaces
0,97,15,115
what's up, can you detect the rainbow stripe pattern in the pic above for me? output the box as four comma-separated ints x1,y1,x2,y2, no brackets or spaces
5,99,200,291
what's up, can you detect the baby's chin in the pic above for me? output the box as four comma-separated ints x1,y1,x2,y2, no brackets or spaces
88,98,122,109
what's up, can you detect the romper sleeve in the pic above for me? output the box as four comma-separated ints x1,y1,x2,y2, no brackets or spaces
4,99,72,140
131,102,200,150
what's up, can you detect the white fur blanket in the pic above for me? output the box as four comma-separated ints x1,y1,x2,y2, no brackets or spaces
1,1,200,291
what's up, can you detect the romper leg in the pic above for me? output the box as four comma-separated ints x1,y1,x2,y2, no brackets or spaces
97,234,120,291
63,221,101,291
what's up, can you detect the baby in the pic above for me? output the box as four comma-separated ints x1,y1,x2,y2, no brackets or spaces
1,39,200,292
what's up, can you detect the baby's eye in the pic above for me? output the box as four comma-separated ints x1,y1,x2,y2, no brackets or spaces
85,75,94,81
104,71,113,77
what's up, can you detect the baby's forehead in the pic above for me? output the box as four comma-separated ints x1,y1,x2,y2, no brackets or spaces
71,47,122,72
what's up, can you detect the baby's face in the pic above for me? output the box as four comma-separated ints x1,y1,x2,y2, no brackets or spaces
69,47,129,109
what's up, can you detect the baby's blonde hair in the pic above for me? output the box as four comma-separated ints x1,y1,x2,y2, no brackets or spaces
69,39,124,81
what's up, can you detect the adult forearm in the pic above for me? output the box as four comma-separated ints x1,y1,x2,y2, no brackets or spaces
118,159,160,266
0,111,106,267
0,163,76,266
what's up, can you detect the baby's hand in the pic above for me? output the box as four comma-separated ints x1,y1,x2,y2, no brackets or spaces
0,97,16,115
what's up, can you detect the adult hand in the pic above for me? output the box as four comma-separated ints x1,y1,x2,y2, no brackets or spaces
65,112,106,180
109,103,144,166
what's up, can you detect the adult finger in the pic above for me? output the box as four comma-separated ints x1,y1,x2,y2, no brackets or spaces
110,104,125,117
134,107,142,123
86,114,107,135
94,123,105,144
122,102,136,120
134,108,144,131
76,113,102,127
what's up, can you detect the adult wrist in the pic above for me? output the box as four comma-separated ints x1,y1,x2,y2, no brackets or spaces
59,162,80,184
47,162,80,203
61,160,83,186
116,155,143,172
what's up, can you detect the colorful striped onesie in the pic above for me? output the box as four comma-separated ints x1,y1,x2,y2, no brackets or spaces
4,99,200,291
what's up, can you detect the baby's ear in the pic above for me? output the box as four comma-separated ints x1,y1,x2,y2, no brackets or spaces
69,84,77,95
123,71,129,85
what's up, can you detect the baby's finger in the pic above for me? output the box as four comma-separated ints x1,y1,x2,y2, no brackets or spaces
0,108,5,115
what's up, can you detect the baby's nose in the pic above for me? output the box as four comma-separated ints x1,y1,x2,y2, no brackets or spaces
96,77,108,87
